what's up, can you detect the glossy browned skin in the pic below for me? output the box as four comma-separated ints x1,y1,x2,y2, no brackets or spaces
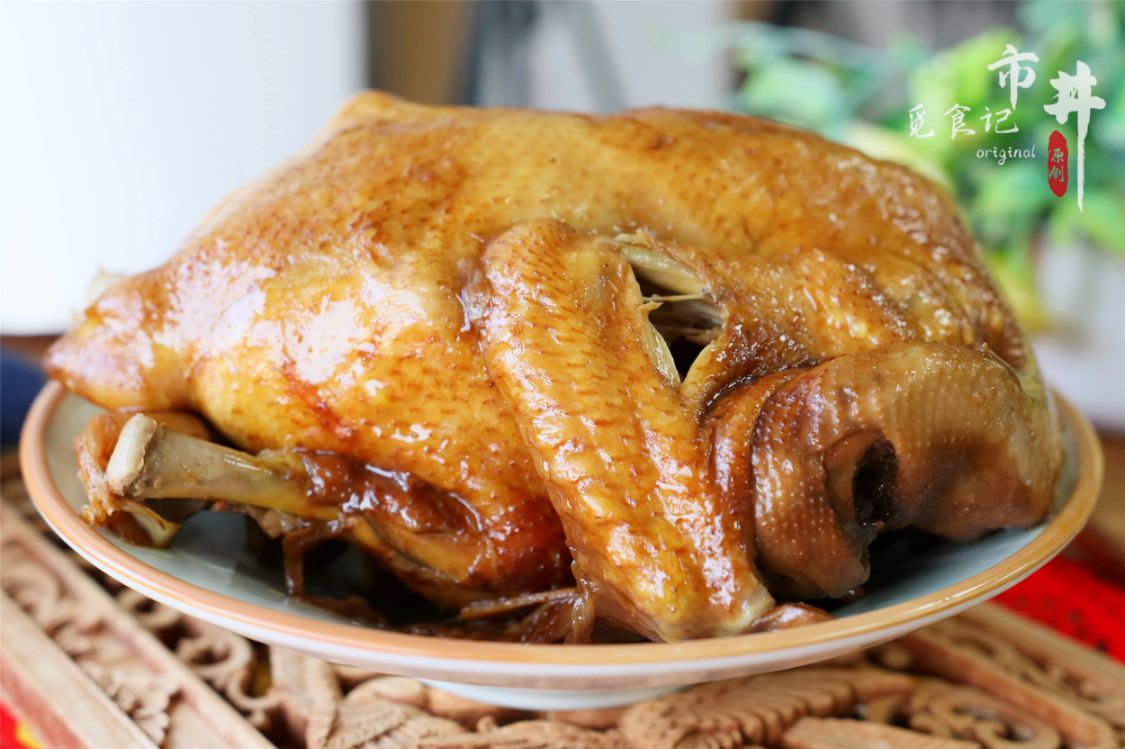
45,93,1062,641
744,343,1060,598
468,221,770,640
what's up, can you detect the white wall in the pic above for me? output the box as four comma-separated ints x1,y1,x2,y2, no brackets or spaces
528,1,732,111
1,1,367,333
1,1,734,333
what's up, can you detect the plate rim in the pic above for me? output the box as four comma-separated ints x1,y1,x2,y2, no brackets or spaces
19,380,1103,678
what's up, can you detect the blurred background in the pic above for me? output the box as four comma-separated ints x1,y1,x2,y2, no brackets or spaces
1,0,1122,434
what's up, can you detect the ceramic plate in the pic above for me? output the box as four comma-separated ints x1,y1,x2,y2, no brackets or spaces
20,382,1102,710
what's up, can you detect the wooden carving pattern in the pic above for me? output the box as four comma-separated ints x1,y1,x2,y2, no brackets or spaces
3,462,1124,749
616,668,914,748
944,612,1125,744
900,680,1062,749
784,717,980,749
117,587,281,729
892,617,1125,749
419,719,628,749
269,647,465,748
0,532,178,745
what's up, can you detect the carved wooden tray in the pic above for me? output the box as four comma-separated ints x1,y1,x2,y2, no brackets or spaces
2,455,1123,749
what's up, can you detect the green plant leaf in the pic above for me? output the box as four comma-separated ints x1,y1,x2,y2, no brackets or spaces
736,59,848,131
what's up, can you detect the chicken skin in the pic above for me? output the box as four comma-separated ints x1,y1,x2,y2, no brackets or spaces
46,93,1062,642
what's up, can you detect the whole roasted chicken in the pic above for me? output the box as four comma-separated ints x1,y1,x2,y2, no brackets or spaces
46,93,1063,643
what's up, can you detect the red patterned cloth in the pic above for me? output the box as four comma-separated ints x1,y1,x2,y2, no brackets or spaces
1,702,42,749
996,555,1125,662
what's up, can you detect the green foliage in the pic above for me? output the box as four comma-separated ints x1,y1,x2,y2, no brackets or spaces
727,2,1125,322
735,58,848,133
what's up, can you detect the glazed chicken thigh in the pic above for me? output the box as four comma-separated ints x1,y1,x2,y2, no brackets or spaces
46,93,1062,642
